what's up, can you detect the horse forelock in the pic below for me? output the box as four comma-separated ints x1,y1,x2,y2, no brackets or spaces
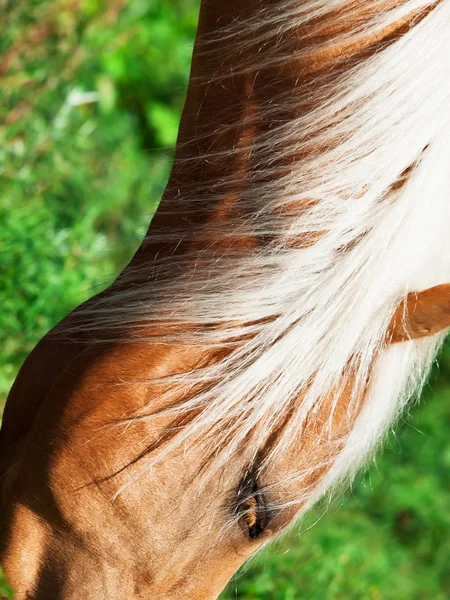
62,0,450,513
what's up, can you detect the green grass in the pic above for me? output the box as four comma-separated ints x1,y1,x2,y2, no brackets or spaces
0,0,199,402
1,2,449,598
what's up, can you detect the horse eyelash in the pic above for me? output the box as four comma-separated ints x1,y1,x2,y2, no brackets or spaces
243,496,263,539
236,477,268,540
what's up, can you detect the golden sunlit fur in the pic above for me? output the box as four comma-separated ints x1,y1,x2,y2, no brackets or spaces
1,1,450,598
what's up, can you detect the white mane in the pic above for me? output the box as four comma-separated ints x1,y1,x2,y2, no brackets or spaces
77,0,450,509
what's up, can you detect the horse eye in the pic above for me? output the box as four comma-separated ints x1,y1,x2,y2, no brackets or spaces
236,476,268,540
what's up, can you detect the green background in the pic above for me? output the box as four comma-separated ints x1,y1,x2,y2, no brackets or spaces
1,1,449,598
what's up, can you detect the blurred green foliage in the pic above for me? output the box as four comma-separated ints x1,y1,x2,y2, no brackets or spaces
0,568,13,599
1,1,449,599
0,0,199,400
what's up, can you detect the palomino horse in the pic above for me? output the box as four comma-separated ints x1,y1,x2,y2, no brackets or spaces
1,0,450,598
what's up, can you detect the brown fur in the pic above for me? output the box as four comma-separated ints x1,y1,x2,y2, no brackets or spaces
1,1,449,598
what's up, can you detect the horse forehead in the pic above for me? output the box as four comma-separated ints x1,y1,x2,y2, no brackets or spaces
38,342,200,446
47,341,208,414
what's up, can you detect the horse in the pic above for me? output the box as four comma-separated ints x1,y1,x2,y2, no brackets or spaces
1,0,450,598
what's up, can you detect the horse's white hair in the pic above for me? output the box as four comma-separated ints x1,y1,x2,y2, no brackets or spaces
76,0,450,511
